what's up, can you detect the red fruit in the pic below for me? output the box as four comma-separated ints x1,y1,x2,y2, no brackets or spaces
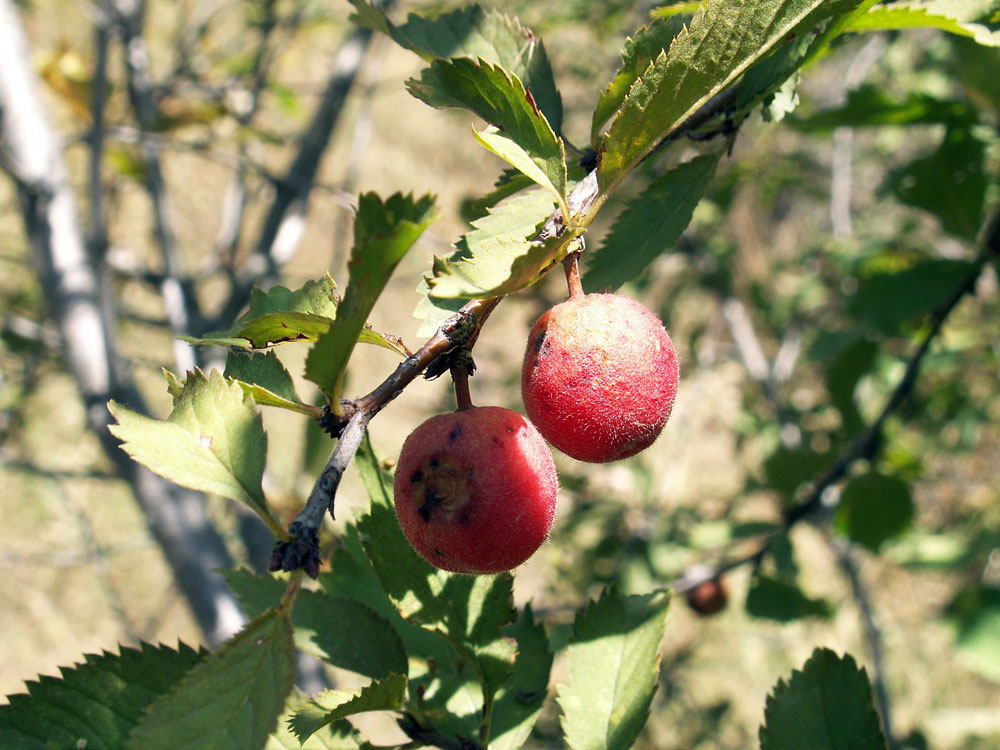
521,293,679,463
684,576,728,616
393,406,558,574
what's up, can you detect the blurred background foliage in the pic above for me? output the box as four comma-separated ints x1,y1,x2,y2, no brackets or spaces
0,0,998,748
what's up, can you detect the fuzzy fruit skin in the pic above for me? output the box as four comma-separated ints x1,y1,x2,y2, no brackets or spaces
521,293,679,463
393,406,558,574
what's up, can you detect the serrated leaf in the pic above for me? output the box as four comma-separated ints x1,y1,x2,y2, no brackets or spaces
266,691,363,750
288,674,406,742
413,276,468,337
849,259,977,334
305,192,436,398
746,576,832,621
583,151,720,291
592,15,686,145
557,586,671,750
597,0,861,194
846,0,1000,46
109,369,280,531
353,437,517,708
835,473,914,552
759,648,887,750
407,58,566,203
222,568,408,679
126,609,296,750
224,350,312,414
490,604,553,750
945,587,1000,683
185,275,339,348
791,85,978,130
349,0,563,132
886,127,987,240
426,189,560,299
0,643,204,750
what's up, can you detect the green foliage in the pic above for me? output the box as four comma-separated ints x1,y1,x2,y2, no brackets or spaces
596,0,860,195
0,643,204,749
557,586,671,750
845,0,1000,46
408,58,567,206
289,674,407,742
426,188,558,299
835,472,915,552
583,151,722,290
759,648,888,750
791,85,979,129
946,587,1000,683
746,576,832,621
224,350,311,415
125,610,296,750
490,604,553,750
108,369,283,535
349,0,563,131
222,569,408,679
305,192,437,398
764,446,831,503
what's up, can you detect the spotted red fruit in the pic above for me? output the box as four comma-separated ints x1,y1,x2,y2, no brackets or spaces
393,406,558,574
521,293,679,463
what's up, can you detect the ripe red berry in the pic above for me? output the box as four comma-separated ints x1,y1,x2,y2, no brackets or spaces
393,406,558,574
521,293,679,463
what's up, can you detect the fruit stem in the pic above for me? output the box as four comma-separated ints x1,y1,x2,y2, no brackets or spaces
451,363,473,410
563,251,584,298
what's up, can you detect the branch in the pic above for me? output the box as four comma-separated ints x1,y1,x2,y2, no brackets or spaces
0,0,245,648
271,296,501,576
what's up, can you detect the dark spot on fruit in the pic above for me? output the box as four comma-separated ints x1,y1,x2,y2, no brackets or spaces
458,511,471,524
492,436,503,446
429,457,440,469
506,424,516,433
531,328,547,354
448,425,463,441
418,488,441,522
410,470,423,484
433,548,445,557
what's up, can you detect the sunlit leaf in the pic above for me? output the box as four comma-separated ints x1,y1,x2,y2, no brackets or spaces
305,193,436,398
846,0,1000,46
288,674,406,742
558,586,671,750
224,350,312,415
946,587,1000,683
490,604,553,750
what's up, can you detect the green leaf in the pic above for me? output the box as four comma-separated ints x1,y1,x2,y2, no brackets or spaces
305,192,436,398
886,127,987,240
746,576,832,621
0,643,204,749
266,691,363,750
288,674,406,743
490,604,553,750
591,15,686,146
349,0,563,131
582,151,721,291
353,437,516,708
835,473,914,552
126,610,296,750
185,275,339,348
597,0,861,194
109,369,280,531
791,86,978,130
846,0,1000,46
945,587,1000,683
759,648,887,750
426,189,560,300
407,59,567,203
849,259,977,334
764,446,830,503
557,586,671,750
224,350,312,415
413,276,469,337
222,568,408,679
825,337,878,436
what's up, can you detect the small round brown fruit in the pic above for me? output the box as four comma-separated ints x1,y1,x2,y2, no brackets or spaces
392,406,558,574
521,293,679,463
684,576,728,617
